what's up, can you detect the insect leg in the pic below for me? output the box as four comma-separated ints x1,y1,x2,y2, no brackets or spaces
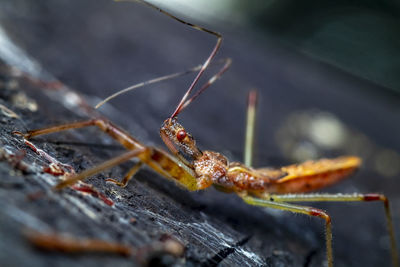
244,90,257,167
54,147,148,190
25,230,132,256
16,119,152,189
25,229,184,261
241,195,333,267
264,193,398,267
17,119,200,190
19,119,145,150
105,161,143,187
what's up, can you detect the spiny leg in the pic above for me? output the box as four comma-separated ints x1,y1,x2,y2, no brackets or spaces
18,119,200,191
244,90,258,167
264,193,399,267
105,161,143,187
15,119,153,189
241,195,333,267
19,119,145,151
55,147,147,190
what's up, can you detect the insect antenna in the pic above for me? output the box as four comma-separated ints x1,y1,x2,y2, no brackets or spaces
95,58,230,109
119,0,224,118
108,1,228,118
95,64,202,109
176,58,231,115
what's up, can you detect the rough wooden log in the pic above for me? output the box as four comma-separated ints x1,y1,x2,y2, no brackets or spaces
0,1,399,267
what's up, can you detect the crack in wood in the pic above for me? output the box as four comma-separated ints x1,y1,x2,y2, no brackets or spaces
303,249,317,267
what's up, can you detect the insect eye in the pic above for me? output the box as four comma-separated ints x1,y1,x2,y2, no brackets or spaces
176,130,187,141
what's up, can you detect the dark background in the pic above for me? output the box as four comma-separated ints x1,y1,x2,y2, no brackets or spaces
0,0,399,266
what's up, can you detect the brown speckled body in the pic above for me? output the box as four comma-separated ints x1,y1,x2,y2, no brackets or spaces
15,1,398,264
192,150,360,194
160,118,361,194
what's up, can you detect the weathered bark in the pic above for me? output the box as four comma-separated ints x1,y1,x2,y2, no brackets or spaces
0,1,399,267
0,60,310,266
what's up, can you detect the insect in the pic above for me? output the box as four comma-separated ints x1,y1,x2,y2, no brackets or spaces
15,1,398,266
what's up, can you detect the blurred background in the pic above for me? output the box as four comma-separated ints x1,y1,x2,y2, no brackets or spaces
0,0,399,266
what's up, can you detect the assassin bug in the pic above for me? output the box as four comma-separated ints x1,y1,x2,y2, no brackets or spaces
16,1,398,266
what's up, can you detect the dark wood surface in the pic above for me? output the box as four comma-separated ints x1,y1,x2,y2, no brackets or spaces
0,1,399,266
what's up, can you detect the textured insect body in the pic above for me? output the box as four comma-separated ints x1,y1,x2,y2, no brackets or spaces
146,147,198,190
18,1,398,266
161,117,361,195
269,157,361,194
